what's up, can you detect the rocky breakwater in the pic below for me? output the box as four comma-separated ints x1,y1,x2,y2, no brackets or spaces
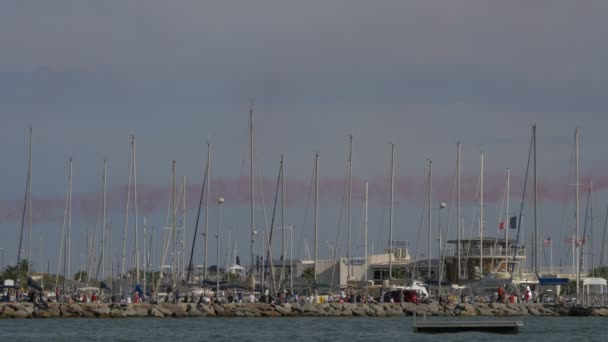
2,302,608,319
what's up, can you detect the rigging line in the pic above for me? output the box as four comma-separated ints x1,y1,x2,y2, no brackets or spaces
186,155,208,284
439,162,457,280
330,161,350,290
464,173,481,270
155,168,176,294
55,163,71,291
491,171,508,268
556,137,576,263
263,159,282,294
94,164,107,280
512,129,534,264
297,157,316,258
16,152,30,277
578,185,591,277
90,167,106,282
412,168,430,280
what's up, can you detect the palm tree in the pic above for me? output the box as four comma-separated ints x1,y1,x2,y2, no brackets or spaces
1,259,31,288
1,265,19,281
74,270,88,282
301,267,315,286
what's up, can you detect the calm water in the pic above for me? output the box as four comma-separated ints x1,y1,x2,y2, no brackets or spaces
0,316,606,341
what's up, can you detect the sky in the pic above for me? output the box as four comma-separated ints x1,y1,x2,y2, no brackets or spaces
1,1,608,276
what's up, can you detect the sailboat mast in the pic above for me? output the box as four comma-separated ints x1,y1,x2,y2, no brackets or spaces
133,135,140,285
280,155,285,288
314,152,319,282
575,128,580,300
389,143,394,279
27,127,32,276
364,181,369,282
204,143,211,280
533,125,538,274
250,107,255,273
102,160,107,281
347,135,353,280
601,207,608,268
17,127,32,278
506,168,510,257
480,152,484,276
428,159,432,280
182,175,187,278
120,137,133,296
67,157,72,287
171,160,176,287
590,180,594,275
143,217,147,294
457,142,461,281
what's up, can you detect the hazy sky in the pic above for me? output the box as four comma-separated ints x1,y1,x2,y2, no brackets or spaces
1,1,607,274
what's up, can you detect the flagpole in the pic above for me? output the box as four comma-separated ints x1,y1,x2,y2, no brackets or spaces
550,239,553,274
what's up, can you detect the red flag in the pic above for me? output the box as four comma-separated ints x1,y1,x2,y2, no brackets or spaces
499,221,505,230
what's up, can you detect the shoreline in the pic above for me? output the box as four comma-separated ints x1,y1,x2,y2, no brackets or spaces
1,302,608,319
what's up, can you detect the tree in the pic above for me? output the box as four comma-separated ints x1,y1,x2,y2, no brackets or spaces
74,270,88,282
0,259,33,289
591,266,608,280
301,267,315,286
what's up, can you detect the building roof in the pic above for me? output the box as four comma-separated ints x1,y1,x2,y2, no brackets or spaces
447,237,518,244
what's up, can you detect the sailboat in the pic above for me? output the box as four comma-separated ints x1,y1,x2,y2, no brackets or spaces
473,126,540,295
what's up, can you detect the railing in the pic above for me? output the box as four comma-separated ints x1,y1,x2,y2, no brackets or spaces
444,247,526,258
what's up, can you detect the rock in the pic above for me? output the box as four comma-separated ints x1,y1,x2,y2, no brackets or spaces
251,303,273,311
135,307,149,317
594,308,608,317
35,310,52,318
455,304,477,317
1,306,15,318
150,308,165,318
14,310,28,319
341,308,352,317
527,306,542,316
351,308,367,317
123,307,137,317
477,307,494,316
274,305,292,316
48,305,61,317
24,305,35,315
489,303,506,310
9,303,26,311
110,309,124,318
303,303,317,313
401,302,417,313
157,306,174,317
261,310,282,317
92,306,111,317
188,309,203,317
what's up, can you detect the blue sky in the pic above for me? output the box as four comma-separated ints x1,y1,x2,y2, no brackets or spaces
1,1,607,274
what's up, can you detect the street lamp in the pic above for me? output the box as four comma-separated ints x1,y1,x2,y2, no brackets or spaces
216,197,224,301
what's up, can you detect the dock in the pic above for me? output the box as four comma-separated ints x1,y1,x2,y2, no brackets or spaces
413,320,523,334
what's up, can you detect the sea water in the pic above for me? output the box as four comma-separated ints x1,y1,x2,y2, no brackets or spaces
0,316,606,341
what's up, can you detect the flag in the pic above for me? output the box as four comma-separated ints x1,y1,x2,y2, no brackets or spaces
499,221,505,230
564,237,574,244
509,216,517,229
543,237,552,245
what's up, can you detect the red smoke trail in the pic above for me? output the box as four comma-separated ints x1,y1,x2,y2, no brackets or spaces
2,170,608,224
